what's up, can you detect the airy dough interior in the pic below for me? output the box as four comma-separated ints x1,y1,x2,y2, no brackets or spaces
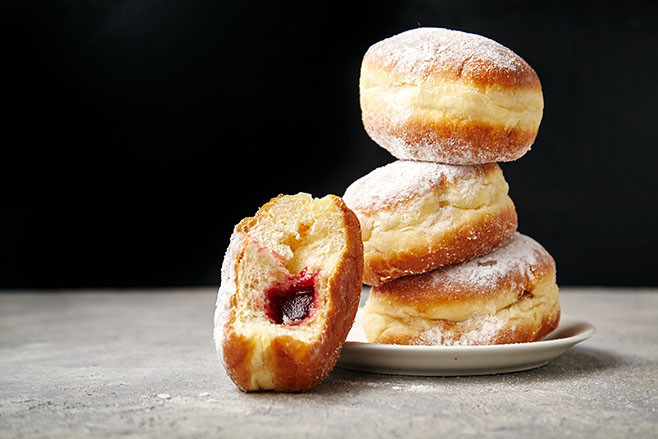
232,194,348,343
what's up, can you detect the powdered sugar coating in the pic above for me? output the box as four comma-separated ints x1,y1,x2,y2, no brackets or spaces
363,27,537,88
213,229,245,358
342,160,491,212
418,314,506,346
386,233,554,299
360,27,543,165
364,127,536,165
436,233,550,292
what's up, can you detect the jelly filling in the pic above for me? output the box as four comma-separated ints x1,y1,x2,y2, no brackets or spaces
264,268,317,325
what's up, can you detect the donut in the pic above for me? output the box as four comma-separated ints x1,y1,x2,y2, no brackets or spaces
343,160,518,286
362,233,560,345
360,27,544,164
213,193,363,392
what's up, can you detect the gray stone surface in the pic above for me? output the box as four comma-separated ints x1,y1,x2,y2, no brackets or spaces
0,288,656,438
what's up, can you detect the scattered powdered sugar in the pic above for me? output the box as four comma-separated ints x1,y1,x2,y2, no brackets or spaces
394,383,436,393
343,160,484,212
365,27,531,84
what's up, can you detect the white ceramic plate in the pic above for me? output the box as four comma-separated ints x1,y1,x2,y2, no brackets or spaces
337,309,596,376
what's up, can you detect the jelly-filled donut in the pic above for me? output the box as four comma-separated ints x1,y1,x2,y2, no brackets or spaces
214,193,363,392
360,27,544,164
363,233,560,345
343,160,517,286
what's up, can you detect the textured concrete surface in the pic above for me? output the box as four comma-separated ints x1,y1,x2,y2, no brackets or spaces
0,288,656,438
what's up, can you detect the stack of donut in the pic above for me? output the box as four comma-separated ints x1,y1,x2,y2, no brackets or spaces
343,27,560,346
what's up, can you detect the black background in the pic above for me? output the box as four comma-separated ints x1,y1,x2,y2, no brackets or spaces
3,0,657,288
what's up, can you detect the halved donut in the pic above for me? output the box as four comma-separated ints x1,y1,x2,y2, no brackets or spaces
214,193,363,392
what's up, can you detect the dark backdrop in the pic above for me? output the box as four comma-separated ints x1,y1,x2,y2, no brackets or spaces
3,0,657,288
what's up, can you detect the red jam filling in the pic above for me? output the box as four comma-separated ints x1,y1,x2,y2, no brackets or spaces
264,268,318,325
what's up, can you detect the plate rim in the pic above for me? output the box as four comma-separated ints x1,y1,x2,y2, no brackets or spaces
340,314,596,354
337,314,596,376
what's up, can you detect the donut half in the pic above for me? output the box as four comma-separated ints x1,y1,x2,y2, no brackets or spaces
214,193,363,392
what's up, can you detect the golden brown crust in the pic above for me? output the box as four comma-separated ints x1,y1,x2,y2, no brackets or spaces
361,114,539,165
219,194,363,392
363,197,517,286
375,233,555,306
222,331,254,390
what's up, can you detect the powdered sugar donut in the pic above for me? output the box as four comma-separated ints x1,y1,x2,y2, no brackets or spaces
214,193,363,392
343,160,517,286
360,27,544,164
362,233,560,346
